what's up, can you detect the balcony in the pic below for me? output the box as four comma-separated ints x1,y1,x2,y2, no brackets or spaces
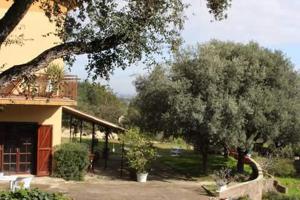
0,74,78,106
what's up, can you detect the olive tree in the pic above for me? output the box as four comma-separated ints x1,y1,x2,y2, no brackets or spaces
129,41,300,173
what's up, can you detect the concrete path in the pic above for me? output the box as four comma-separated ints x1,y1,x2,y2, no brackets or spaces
32,177,211,200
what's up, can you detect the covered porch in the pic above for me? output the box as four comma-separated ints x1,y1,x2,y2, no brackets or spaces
62,106,125,170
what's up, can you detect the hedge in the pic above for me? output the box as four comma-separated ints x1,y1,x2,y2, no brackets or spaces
53,143,89,181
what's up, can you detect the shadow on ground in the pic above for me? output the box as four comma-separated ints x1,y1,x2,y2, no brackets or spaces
89,143,234,184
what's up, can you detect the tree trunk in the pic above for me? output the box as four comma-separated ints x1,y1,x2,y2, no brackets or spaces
237,147,245,173
201,149,208,174
200,139,209,174
223,145,229,159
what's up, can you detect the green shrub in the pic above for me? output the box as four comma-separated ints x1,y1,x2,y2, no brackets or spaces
263,192,300,200
0,189,70,200
237,196,251,200
293,145,300,156
121,128,157,173
268,158,296,177
170,137,188,149
274,145,295,159
53,143,89,181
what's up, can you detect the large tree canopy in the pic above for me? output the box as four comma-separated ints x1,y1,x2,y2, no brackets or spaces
128,41,300,173
0,0,231,86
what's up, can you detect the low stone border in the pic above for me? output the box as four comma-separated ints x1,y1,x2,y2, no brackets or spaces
263,173,288,194
217,158,264,200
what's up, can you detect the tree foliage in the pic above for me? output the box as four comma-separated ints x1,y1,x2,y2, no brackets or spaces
128,41,300,172
126,66,173,132
77,81,127,124
0,0,231,86
120,128,157,173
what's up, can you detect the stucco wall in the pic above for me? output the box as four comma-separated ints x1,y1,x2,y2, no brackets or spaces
0,105,62,146
0,0,63,71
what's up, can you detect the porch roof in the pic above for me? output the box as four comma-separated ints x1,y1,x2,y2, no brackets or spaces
62,106,125,132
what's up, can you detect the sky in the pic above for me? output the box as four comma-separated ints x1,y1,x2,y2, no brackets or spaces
71,0,300,97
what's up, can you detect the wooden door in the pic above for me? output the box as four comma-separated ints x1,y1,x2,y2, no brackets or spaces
0,125,4,172
0,123,36,174
37,125,52,176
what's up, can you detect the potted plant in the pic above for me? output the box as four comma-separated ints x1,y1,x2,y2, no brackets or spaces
212,168,232,192
121,129,157,182
44,63,65,97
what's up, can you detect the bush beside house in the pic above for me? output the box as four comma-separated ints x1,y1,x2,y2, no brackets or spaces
53,143,89,181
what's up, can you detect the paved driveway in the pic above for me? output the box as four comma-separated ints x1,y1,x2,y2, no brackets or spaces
32,178,210,200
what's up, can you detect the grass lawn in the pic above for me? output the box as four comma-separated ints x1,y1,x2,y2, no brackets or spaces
277,177,300,196
62,137,252,181
155,141,252,180
255,155,300,197
156,152,252,180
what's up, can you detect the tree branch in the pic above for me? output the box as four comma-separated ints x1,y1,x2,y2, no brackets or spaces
0,34,127,86
0,0,34,47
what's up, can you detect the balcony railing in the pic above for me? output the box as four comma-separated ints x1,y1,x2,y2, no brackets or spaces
0,74,79,101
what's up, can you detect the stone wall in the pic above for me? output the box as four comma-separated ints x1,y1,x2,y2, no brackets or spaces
263,177,288,194
262,177,276,193
218,158,264,200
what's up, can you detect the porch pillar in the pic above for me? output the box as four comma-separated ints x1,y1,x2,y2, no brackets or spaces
91,123,95,153
80,120,83,143
120,141,125,177
69,115,73,142
104,128,110,170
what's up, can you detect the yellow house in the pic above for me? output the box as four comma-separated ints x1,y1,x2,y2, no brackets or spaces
0,1,124,176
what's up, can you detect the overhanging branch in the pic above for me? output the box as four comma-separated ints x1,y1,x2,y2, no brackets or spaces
0,34,127,86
